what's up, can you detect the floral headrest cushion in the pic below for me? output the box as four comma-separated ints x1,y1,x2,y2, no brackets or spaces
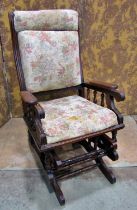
14,10,78,32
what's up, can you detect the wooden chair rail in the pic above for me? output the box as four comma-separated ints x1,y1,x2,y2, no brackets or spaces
85,80,118,90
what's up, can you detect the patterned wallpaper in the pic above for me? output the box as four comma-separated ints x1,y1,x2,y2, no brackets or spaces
81,0,137,114
0,0,137,125
0,39,10,126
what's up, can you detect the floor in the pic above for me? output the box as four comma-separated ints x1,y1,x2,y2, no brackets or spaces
0,116,137,210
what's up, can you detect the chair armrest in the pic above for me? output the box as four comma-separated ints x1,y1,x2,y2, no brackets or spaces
20,91,38,105
21,91,45,119
85,80,118,91
83,81,125,102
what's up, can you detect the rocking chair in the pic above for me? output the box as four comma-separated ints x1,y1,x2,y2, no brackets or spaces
9,10,125,205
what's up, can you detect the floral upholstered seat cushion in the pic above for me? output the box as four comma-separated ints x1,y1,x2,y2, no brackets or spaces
39,95,118,144
18,31,81,92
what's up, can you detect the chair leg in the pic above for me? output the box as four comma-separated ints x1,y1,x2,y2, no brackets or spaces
48,171,65,205
28,130,34,146
96,158,116,184
51,178,65,205
28,132,65,205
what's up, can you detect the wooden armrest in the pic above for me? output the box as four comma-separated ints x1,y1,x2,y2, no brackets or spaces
84,80,118,91
21,91,38,105
110,90,125,102
84,81,125,102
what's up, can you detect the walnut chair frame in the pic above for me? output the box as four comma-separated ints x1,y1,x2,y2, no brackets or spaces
9,11,125,205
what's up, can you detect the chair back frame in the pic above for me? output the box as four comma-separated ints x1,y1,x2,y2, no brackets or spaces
8,11,84,94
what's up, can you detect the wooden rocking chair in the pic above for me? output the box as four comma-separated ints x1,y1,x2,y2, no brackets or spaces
9,10,125,205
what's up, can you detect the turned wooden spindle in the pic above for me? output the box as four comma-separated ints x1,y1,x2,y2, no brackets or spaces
87,88,90,101
93,90,97,104
101,93,105,106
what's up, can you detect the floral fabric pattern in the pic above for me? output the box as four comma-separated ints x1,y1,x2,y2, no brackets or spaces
18,31,81,92
14,10,78,32
39,95,118,144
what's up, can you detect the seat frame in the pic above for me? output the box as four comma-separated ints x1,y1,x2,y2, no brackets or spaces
9,11,125,205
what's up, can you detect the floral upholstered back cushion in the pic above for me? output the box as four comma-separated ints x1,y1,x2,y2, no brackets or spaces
18,30,81,92
15,10,81,92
